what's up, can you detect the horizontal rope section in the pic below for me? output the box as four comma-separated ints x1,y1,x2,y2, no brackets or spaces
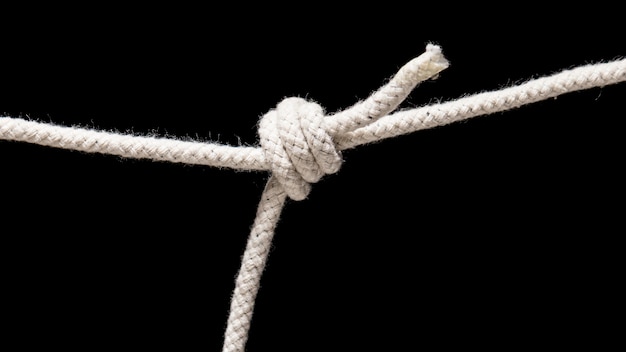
2,56,623,170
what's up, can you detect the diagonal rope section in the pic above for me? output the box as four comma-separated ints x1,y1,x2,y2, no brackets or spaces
1,44,624,352
337,58,626,149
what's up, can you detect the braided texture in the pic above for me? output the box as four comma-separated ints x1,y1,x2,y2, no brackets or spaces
1,45,624,352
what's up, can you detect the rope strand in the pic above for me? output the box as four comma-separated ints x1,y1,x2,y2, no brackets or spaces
336,58,626,149
0,117,267,170
222,176,287,352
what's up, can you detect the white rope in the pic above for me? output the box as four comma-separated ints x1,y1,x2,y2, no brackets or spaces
0,45,449,174
223,44,449,351
337,58,626,149
1,44,624,352
2,48,623,169
0,117,267,170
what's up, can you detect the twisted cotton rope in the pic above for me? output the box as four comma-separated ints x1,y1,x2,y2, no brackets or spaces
1,44,625,352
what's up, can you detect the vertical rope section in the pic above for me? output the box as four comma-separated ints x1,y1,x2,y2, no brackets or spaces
222,177,287,352
222,45,449,351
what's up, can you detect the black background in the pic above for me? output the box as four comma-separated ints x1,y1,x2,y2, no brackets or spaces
1,5,624,351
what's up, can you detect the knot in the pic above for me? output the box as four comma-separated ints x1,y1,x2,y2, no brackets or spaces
259,97,342,201
257,45,450,200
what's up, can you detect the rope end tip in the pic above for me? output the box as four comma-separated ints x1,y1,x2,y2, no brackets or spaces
424,44,449,81
425,43,442,54
425,43,450,73
396,44,449,85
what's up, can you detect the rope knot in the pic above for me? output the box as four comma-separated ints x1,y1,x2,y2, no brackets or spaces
259,97,342,201
257,45,450,201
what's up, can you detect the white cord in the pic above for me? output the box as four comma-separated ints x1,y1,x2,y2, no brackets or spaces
1,44,624,352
